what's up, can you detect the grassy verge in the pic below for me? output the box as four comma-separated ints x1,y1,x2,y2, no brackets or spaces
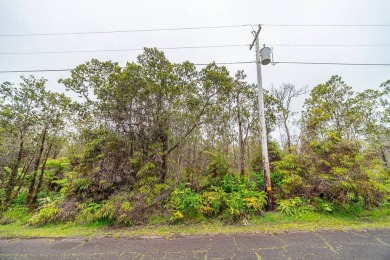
0,207,389,238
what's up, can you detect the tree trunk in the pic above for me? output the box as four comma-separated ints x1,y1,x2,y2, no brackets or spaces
283,118,291,150
30,141,53,209
13,156,34,200
380,144,390,168
26,127,47,207
5,136,24,203
236,92,245,177
160,130,168,184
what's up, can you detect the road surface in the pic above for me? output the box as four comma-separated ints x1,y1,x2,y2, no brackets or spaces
0,229,389,259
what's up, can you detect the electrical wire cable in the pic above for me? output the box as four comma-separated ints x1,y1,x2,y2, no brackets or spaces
0,62,254,73
1,23,390,37
1,61,390,74
194,61,254,66
0,24,251,37
0,44,249,55
270,44,390,47
2,43,389,55
273,61,390,66
0,69,73,73
262,24,390,27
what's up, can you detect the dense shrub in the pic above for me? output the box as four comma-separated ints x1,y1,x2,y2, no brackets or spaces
170,186,202,221
170,174,266,223
276,197,314,217
75,195,134,226
28,202,60,226
68,131,136,202
272,135,389,211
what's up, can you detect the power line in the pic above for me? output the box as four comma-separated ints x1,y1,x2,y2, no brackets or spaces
2,43,389,55
1,23,389,37
1,61,390,74
194,61,254,66
263,24,390,27
274,61,390,66
271,44,390,47
0,44,248,55
0,62,254,73
0,24,251,37
0,69,73,73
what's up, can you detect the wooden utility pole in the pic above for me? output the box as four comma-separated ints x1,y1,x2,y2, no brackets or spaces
249,25,273,210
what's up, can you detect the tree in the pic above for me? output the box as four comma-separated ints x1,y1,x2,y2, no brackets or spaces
25,91,71,208
0,76,46,203
271,83,307,150
374,80,390,167
302,75,354,141
232,71,258,176
301,75,390,169
59,48,234,189
0,76,71,208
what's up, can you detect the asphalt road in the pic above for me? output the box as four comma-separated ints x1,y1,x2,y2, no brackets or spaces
0,229,389,259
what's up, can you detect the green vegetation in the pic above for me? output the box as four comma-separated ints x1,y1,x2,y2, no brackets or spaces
0,49,389,236
0,206,389,238
170,174,267,222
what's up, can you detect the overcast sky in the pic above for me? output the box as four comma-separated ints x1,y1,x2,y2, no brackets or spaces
1,0,389,106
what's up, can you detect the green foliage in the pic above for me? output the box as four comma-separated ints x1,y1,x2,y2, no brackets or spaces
337,197,365,215
0,75,71,206
75,195,134,226
52,178,69,194
11,191,27,206
221,173,240,193
0,188,5,210
297,75,389,211
133,177,172,223
1,54,388,228
312,198,334,213
200,188,224,216
28,204,59,226
76,202,103,224
254,171,284,189
72,178,92,194
45,158,70,191
0,206,30,225
222,189,266,222
220,174,266,221
170,186,202,222
252,141,283,174
171,174,267,223
136,162,156,178
272,134,388,209
206,152,230,183
65,130,136,203
277,197,314,217
303,75,354,138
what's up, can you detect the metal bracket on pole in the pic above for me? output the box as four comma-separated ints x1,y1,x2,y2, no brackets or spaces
249,25,262,50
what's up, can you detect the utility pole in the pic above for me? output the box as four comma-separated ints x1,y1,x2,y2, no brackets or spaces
250,25,273,210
